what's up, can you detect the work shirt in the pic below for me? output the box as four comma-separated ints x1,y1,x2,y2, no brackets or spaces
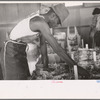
10,12,41,40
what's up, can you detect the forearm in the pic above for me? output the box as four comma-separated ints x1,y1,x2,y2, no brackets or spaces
40,35,48,68
41,54,48,68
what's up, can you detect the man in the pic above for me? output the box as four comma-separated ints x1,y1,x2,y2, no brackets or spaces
89,8,100,48
0,4,90,80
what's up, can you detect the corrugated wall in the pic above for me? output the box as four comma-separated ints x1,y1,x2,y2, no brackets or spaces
0,3,40,48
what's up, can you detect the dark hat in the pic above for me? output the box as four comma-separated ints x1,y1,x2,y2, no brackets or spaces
51,4,69,25
92,8,100,15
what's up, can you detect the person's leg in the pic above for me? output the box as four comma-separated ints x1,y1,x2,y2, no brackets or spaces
94,31,100,47
89,28,96,48
89,36,93,48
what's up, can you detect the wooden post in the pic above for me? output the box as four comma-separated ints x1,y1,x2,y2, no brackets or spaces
74,65,78,80
93,51,96,62
86,44,88,49
82,39,84,48
71,53,74,60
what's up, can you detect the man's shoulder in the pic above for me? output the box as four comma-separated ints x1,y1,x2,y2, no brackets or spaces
30,15,49,31
30,15,45,23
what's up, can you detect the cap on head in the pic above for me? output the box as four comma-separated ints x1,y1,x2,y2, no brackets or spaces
92,8,100,15
51,4,69,25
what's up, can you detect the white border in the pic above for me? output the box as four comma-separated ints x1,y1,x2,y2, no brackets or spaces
0,80,100,99
0,1,100,99
0,1,100,3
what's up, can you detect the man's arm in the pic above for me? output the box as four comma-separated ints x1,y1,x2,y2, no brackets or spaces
30,17,90,78
30,17,76,66
40,34,48,69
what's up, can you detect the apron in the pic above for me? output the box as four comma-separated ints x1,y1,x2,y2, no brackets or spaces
1,40,30,80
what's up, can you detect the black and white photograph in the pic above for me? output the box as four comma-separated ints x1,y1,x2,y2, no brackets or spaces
0,1,100,99
0,1,100,80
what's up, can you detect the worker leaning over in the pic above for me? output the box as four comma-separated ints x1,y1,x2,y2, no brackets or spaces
0,4,90,80
89,8,100,48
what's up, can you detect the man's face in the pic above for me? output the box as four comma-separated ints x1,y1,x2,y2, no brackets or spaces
48,12,61,28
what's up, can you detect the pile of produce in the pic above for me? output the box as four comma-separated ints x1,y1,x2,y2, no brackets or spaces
74,48,94,69
30,63,73,80
74,47,100,79
94,47,100,68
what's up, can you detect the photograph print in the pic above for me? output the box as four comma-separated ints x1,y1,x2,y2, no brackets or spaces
0,1,100,80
